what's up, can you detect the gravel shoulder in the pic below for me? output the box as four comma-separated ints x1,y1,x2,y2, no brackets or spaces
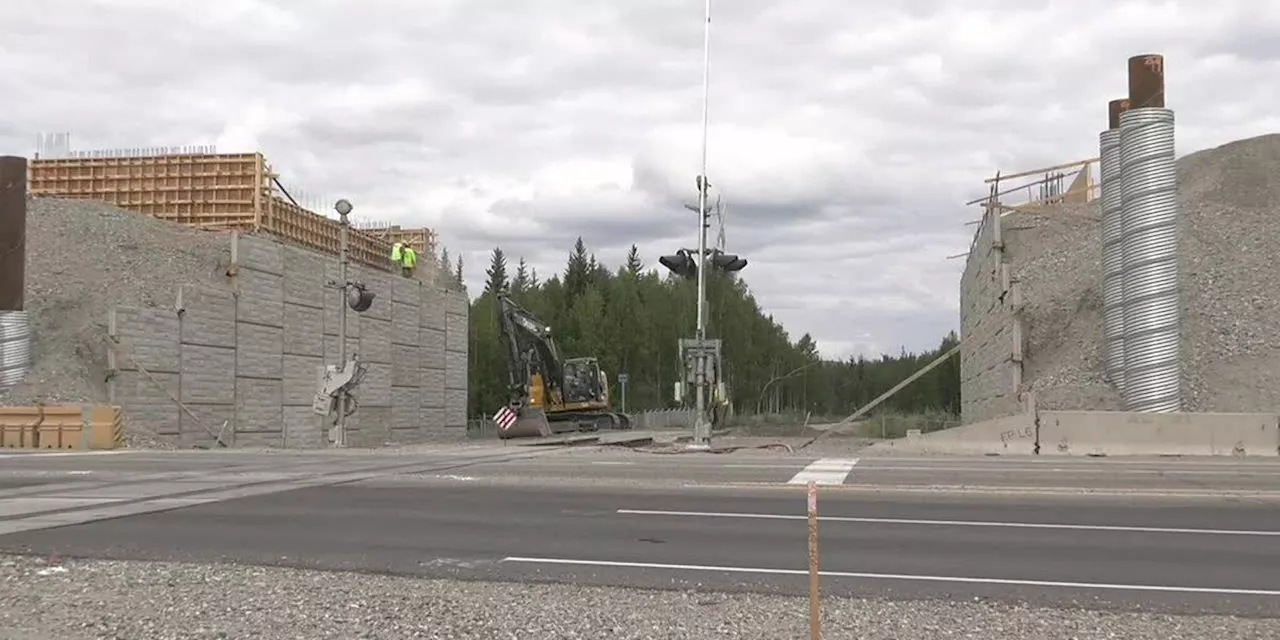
1,555,1277,640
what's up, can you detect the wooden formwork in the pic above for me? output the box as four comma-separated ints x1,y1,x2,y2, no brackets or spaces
965,157,1099,218
358,224,437,257
27,152,423,272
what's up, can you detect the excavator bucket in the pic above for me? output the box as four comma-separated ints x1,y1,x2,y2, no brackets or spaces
498,405,552,439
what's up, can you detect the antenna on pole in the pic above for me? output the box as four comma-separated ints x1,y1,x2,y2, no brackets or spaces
714,194,727,251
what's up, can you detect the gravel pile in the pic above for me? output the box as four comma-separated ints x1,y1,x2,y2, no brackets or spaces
1,555,1276,640
0,198,232,419
1003,132,1280,412
1003,204,1124,411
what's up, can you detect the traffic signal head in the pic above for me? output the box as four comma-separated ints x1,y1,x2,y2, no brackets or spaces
658,250,698,279
710,250,747,272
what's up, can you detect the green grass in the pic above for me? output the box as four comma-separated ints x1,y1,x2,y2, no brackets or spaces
852,410,961,439
727,410,961,439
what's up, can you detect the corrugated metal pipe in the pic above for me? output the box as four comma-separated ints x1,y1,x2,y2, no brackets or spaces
1099,126,1125,393
1118,106,1181,412
0,311,31,390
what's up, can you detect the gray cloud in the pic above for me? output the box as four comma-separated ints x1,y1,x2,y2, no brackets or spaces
4,0,1278,359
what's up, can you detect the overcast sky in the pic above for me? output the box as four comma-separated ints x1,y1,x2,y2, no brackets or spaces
4,1,1279,359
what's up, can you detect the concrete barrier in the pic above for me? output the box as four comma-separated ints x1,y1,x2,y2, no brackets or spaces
0,404,124,450
1038,410,1280,457
864,412,1037,455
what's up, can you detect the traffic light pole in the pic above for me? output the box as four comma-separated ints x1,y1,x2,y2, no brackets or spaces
334,200,352,448
691,0,713,449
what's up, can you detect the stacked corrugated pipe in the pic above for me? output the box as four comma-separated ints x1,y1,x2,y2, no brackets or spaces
0,156,30,392
1117,54,1182,412
1098,100,1126,394
0,311,31,389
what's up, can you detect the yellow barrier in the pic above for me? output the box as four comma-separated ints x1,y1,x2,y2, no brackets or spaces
0,404,125,450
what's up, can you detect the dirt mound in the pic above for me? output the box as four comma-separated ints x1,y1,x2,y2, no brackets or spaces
1004,131,1280,412
0,198,232,414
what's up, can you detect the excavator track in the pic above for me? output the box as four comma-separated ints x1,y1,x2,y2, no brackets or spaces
551,411,633,433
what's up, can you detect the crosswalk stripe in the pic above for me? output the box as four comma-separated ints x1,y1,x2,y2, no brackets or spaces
787,458,859,485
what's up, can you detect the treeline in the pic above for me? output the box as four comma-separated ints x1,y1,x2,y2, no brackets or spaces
453,238,960,419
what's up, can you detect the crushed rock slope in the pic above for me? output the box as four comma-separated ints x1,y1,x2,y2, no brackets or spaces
1003,132,1280,412
0,197,232,409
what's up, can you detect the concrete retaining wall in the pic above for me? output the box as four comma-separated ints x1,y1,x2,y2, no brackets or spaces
106,232,468,448
867,402,1280,457
1039,411,1279,457
959,208,1024,424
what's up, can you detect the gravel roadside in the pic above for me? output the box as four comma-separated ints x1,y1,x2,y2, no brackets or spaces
1,555,1276,640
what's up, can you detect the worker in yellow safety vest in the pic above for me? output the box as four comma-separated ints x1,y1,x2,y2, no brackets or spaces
401,244,417,278
390,241,404,266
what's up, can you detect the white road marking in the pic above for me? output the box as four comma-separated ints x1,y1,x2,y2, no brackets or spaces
787,458,859,485
590,461,636,466
501,557,1280,596
615,509,1280,537
676,482,1280,499
852,464,1280,476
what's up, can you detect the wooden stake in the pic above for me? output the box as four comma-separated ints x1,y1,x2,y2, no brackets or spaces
807,480,821,639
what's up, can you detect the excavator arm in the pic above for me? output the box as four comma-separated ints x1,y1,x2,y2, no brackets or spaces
496,292,565,403
494,292,562,437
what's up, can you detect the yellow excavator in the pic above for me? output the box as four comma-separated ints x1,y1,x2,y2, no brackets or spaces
495,291,632,439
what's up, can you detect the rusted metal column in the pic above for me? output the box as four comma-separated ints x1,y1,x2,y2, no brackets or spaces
0,156,27,312
1108,98,1131,130
1128,54,1165,109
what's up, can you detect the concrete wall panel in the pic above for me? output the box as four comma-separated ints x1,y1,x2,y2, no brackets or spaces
111,233,462,448
960,210,1022,424
177,286,236,349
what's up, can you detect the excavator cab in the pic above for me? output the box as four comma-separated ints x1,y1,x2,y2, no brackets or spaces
561,357,607,408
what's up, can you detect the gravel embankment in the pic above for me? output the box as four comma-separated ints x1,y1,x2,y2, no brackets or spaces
0,198,232,407
1001,133,1280,412
1,555,1276,640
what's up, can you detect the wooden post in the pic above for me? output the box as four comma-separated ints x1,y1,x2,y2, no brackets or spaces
807,480,821,640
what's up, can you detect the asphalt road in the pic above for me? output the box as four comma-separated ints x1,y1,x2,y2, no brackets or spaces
2,446,1279,616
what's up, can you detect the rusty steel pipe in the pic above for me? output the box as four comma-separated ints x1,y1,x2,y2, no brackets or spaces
0,156,27,312
1108,98,1131,130
1128,54,1165,109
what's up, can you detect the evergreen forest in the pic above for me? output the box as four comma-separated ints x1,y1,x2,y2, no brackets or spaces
445,238,961,423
